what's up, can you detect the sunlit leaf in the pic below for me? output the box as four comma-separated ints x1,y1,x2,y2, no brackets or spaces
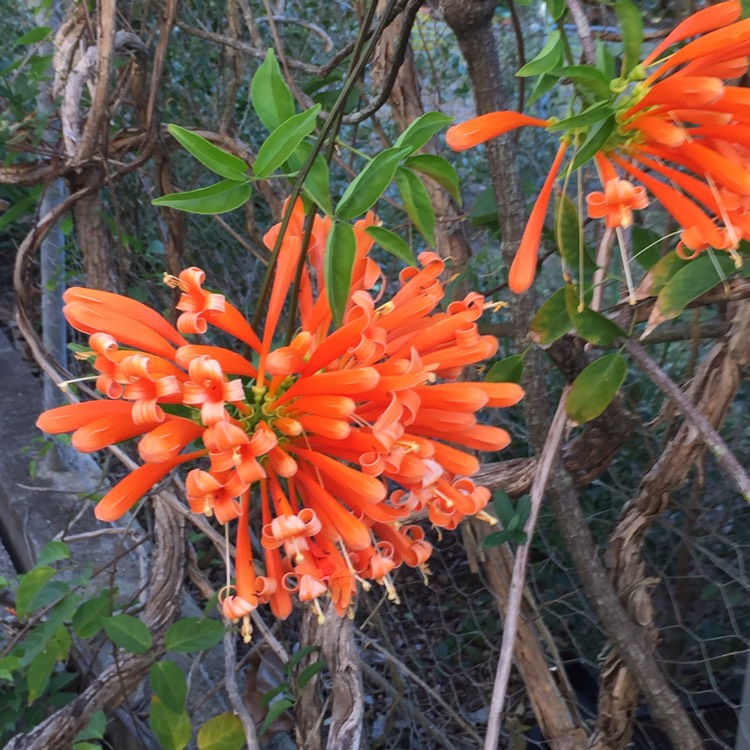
566,354,627,424
150,697,192,750
197,713,245,750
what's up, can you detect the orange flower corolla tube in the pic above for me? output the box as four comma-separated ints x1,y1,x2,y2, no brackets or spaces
445,3,750,289
96,451,202,522
37,202,523,626
509,141,568,294
446,112,552,150
642,0,741,67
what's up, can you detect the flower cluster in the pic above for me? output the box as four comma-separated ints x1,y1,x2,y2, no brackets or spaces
37,200,522,631
447,0,750,291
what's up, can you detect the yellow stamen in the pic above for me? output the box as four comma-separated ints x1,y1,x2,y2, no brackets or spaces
241,615,253,643
475,510,498,526
312,599,326,624
162,272,187,291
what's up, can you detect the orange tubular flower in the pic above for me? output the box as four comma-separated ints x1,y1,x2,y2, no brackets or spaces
37,199,523,629
447,0,750,291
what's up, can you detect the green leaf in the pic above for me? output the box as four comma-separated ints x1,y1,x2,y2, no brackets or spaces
259,698,294,736
251,49,296,131
482,530,514,548
197,713,246,750
167,125,248,181
516,31,563,77
74,711,106,742
0,194,35,231
470,186,499,229
285,141,332,214
324,221,357,327
149,697,192,750
570,114,616,171
554,194,582,269
566,354,627,424
548,101,613,132
596,39,616,79
615,0,644,74
395,167,435,246
27,648,58,705
554,65,612,99
16,566,56,619
73,743,102,750
365,226,415,266
297,660,326,690
631,226,662,270
284,645,319,674
651,253,735,322
254,105,321,179
152,180,252,214
486,355,524,384
516,495,532,525
103,614,153,654
546,0,567,20
564,286,626,345
150,662,188,715
72,589,113,638
394,112,453,153
37,541,70,567
16,26,51,45
166,617,225,653
492,489,515,527
526,73,558,108
336,147,410,221
27,627,70,704
404,154,461,204
530,288,572,344
636,250,688,297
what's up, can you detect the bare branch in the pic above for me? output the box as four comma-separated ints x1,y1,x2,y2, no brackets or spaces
484,390,572,750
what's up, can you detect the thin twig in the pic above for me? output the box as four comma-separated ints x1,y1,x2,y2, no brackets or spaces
626,340,750,502
484,389,570,750
224,630,260,750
